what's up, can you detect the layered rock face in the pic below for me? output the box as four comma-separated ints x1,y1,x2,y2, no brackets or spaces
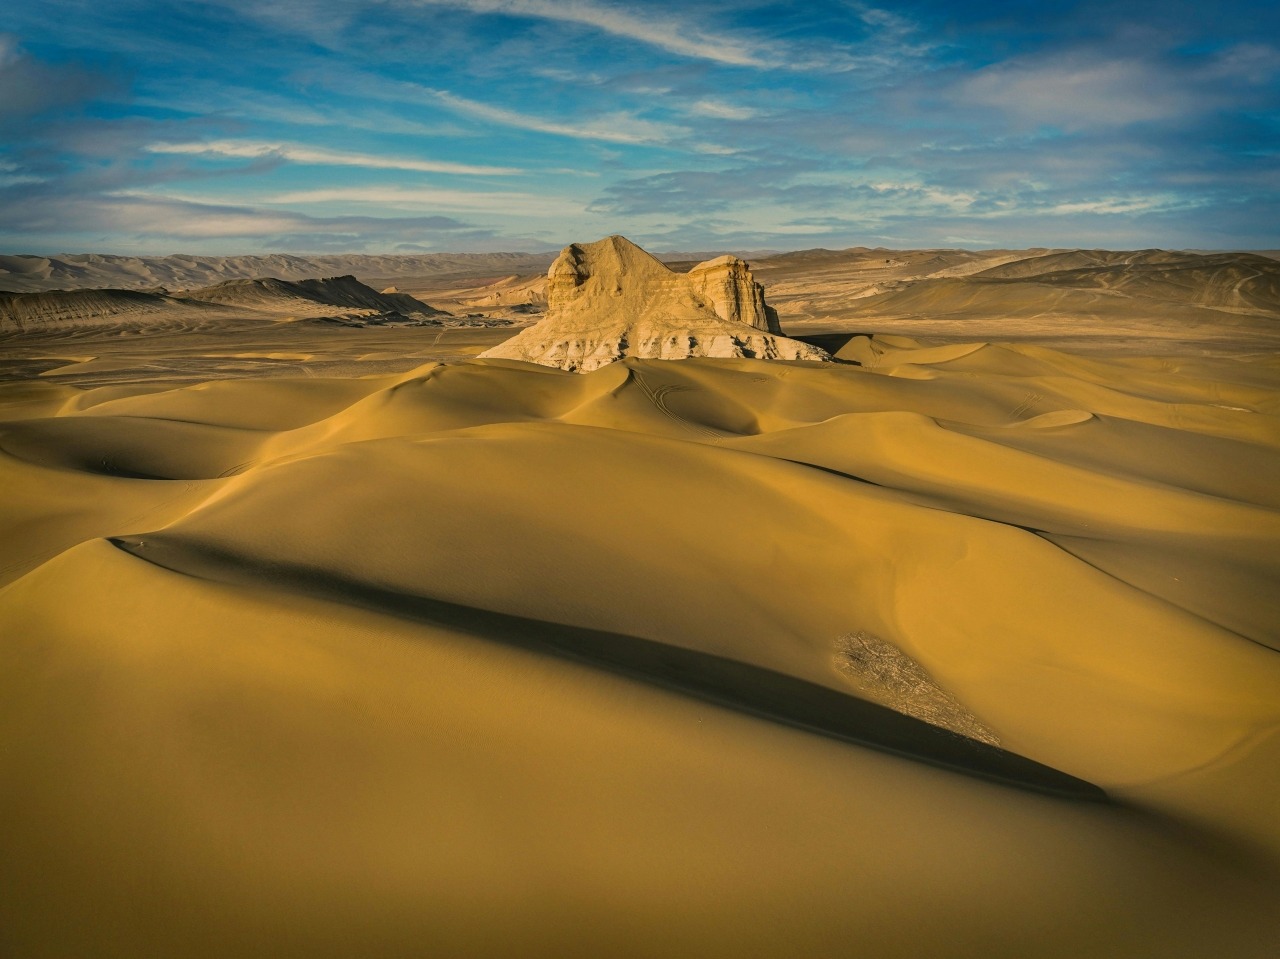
480,236,827,372
685,254,782,334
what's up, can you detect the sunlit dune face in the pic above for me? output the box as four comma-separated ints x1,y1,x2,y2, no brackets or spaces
2,303,1278,956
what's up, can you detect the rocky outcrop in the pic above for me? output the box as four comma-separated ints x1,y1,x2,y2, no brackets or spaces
685,254,781,333
480,236,827,372
185,275,446,318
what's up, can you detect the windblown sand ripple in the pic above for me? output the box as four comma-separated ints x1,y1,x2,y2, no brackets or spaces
2,336,1278,957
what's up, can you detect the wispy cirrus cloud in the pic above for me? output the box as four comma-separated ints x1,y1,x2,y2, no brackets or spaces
132,83,475,139
955,55,1201,130
1034,194,1206,217
264,185,583,216
3,1,1277,253
685,99,762,121
425,88,687,144
145,140,520,176
404,0,774,67
0,188,487,251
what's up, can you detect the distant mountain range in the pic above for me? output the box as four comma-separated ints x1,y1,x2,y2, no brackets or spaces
0,275,449,333
0,249,791,294
0,252,561,294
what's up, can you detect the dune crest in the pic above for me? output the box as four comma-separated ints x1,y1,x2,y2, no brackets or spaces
3,243,1280,957
480,235,829,371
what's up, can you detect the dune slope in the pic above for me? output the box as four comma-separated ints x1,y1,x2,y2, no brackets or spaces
1,339,1278,957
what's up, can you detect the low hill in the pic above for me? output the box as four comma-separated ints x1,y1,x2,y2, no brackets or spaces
839,250,1280,326
185,275,447,316
0,275,447,333
972,251,1280,314
0,288,198,333
0,252,559,294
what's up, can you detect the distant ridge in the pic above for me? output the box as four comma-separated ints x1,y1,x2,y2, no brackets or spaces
0,252,560,294
187,275,447,316
0,274,447,333
862,250,1280,318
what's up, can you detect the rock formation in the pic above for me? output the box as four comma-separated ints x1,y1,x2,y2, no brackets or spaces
685,254,782,334
479,235,828,372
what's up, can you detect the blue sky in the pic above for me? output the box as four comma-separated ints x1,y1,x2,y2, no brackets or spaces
1,0,1277,253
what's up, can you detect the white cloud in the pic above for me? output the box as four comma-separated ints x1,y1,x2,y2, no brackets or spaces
1037,195,1203,216
750,221,844,234
958,55,1199,130
862,180,978,212
265,185,582,215
691,142,743,156
426,88,687,144
319,72,690,146
687,99,761,121
32,192,476,242
145,139,521,175
406,0,774,67
133,84,473,139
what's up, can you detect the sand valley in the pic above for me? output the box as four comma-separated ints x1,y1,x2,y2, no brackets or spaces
2,240,1279,957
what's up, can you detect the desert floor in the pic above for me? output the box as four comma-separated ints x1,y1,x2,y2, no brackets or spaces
2,250,1278,958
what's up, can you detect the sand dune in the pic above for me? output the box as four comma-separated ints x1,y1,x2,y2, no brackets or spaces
2,321,1279,956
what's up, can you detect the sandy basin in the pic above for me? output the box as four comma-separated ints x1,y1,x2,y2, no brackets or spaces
1,335,1278,957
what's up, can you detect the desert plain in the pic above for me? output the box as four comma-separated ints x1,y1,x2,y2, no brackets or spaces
2,241,1279,957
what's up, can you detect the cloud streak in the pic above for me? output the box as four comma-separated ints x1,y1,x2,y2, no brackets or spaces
264,185,582,216
2,1,1276,252
426,88,687,144
956,55,1205,130
0,189,488,251
145,140,520,176
406,0,774,67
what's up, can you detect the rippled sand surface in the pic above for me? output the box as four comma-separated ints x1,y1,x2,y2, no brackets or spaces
2,335,1278,957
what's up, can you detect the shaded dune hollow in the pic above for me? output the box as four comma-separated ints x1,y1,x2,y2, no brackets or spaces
104,531,1104,802
1,331,1279,958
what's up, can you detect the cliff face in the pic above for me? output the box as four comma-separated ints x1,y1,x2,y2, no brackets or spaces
685,255,782,334
480,236,827,372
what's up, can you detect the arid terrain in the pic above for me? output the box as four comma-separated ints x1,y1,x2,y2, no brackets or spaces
2,242,1279,958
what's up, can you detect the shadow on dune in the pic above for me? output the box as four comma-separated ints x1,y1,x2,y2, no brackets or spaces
109,533,1108,804
791,331,863,356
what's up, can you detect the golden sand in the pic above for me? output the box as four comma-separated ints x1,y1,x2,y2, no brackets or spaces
1,328,1277,956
